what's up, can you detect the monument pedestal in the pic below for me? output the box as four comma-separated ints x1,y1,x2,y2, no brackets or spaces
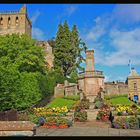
78,50,104,102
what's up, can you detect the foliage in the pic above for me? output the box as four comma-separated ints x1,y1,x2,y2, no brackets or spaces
112,116,139,129
0,34,47,111
63,95,80,101
74,111,87,122
40,117,72,128
69,70,78,83
131,104,137,108
54,21,87,77
115,105,140,116
95,101,104,109
94,96,103,102
81,100,90,109
47,97,77,109
96,104,110,121
74,99,90,111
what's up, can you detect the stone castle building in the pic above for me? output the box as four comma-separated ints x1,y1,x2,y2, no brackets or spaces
0,5,54,69
0,5,31,37
128,68,140,102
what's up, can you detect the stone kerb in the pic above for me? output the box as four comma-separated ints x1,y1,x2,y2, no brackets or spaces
0,121,36,136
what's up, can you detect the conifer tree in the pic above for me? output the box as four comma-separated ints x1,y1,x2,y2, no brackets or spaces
54,21,87,77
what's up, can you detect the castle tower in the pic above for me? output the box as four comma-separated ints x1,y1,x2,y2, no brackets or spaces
86,50,94,71
128,68,140,102
0,5,32,37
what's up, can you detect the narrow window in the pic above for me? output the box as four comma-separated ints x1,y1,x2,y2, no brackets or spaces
15,16,19,26
0,17,3,25
134,82,137,89
8,17,11,26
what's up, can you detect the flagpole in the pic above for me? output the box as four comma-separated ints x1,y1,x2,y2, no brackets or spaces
129,60,131,73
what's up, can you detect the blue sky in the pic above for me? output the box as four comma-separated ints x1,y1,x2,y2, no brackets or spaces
1,4,140,82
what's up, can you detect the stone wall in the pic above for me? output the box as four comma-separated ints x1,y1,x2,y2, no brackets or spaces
65,84,78,96
54,81,79,98
54,84,65,98
36,41,54,69
104,82,128,95
0,121,36,136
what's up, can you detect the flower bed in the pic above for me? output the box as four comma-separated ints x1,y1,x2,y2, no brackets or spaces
74,110,87,122
73,98,88,122
112,116,140,129
40,117,72,129
96,104,110,122
33,106,69,117
113,104,140,116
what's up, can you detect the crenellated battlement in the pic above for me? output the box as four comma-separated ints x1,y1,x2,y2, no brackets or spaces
0,11,19,14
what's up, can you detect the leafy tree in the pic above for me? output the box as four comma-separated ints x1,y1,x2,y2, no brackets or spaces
0,34,46,74
54,21,87,77
0,34,46,111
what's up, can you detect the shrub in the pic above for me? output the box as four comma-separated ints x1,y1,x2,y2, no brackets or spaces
131,104,137,108
95,101,104,109
96,106,110,121
94,96,103,102
117,112,123,116
81,100,90,109
112,116,139,129
74,111,87,122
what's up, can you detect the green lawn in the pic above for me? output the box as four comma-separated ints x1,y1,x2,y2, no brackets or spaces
47,97,77,109
110,96,136,106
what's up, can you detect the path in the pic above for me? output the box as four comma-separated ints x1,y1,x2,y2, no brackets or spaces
35,127,140,136
73,102,111,128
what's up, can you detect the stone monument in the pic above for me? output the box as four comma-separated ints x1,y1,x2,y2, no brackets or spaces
78,50,104,102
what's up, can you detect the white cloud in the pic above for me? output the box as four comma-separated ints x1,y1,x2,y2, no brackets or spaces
31,10,45,40
104,28,140,66
65,5,77,16
31,10,41,24
32,27,45,40
83,4,140,67
57,5,78,20
85,17,107,41
113,4,140,23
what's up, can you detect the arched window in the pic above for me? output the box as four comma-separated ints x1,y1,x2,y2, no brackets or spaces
15,16,19,26
0,17,3,25
8,17,11,26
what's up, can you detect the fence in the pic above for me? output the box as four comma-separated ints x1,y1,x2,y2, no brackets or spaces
0,110,18,121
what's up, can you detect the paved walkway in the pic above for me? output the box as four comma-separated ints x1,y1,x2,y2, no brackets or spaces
35,127,140,136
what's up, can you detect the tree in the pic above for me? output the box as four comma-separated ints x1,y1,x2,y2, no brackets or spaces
0,34,46,111
54,21,87,77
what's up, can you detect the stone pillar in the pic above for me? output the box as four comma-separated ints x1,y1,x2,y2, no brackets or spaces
64,80,69,87
86,50,94,72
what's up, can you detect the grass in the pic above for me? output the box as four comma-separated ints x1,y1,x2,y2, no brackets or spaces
104,94,128,100
63,95,80,101
109,96,137,106
47,97,77,109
